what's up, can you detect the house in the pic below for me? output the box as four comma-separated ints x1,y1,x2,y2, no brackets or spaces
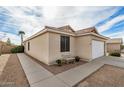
106,38,123,53
23,25,108,65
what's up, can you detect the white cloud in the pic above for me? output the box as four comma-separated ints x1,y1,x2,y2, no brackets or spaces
97,15,124,32
0,31,20,45
0,6,119,44
108,31,124,43
105,31,124,43
42,7,118,30
42,6,58,20
106,31,124,37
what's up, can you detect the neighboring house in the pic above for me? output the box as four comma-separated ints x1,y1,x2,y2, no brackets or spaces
23,25,108,65
106,38,123,53
0,41,16,54
122,49,124,53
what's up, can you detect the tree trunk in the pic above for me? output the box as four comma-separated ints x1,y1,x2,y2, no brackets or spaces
21,34,23,45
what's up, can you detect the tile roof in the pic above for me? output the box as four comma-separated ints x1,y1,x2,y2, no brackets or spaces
45,25,75,34
45,25,98,34
75,27,99,34
57,25,75,32
24,25,108,41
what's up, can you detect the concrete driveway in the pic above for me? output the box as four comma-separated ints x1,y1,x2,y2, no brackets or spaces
17,53,124,87
92,56,124,68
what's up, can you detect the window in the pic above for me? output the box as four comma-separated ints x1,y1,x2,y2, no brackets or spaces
60,36,70,52
28,42,30,51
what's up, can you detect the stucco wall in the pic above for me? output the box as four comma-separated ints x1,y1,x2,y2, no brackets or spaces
107,43,121,53
76,35,107,61
25,33,50,65
76,35,92,61
49,32,76,64
2,45,15,54
0,42,16,54
24,32,107,65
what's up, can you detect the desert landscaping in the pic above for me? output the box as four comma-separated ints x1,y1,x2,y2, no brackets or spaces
0,54,29,87
77,65,124,87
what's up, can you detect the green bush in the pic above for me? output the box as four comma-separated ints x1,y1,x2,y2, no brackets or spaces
56,59,62,66
109,52,121,57
11,46,24,53
75,56,80,62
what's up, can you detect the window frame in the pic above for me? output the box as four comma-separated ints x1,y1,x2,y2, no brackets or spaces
60,35,70,52
28,42,30,51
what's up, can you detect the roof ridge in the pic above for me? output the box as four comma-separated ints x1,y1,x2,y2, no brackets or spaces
45,26,58,29
76,26,95,31
57,25,75,32
57,25,71,28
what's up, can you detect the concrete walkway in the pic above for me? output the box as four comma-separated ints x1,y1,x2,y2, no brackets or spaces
56,61,104,86
17,53,68,87
0,54,10,76
17,53,105,87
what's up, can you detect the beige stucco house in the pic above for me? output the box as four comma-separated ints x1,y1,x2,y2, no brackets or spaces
23,25,108,65
107,38,123,53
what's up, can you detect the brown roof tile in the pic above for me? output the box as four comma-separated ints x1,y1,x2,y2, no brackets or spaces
24,25,107,41
75,27,99,34
45,25,75,34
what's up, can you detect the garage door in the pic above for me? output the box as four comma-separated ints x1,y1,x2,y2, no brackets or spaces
92,40,104,59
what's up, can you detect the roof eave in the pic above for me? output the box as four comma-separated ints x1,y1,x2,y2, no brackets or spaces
23,27,75,42
23,26,109,42
23,28,47,42
76,32,109,40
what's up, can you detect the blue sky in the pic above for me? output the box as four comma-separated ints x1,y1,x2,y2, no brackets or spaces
0,6,123,44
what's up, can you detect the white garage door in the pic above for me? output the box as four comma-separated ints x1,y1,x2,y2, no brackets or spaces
92,40,104,59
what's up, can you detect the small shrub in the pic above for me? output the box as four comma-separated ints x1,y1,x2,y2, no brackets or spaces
56,59,62,66
11,46,24,53
75,56,80,62
61,59,67,64
109,52,121,57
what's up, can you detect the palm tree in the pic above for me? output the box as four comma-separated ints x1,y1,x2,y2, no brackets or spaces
18,31,25,45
